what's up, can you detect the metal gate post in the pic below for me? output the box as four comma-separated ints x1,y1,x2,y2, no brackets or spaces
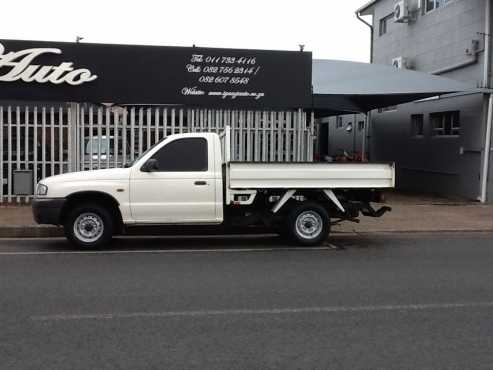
68,103,79,172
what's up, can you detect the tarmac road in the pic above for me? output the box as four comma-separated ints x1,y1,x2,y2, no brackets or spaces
1,233,493,370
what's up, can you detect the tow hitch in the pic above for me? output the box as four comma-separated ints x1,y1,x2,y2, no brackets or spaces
360,203,392,217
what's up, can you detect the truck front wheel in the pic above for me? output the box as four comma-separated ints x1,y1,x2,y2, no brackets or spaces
64,204,114,248
286,203,329,246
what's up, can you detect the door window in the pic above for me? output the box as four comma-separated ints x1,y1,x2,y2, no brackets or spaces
150,138,208,172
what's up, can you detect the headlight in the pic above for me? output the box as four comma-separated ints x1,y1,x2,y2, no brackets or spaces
36,183,48,196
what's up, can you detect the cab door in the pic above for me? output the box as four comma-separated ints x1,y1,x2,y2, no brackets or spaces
129,137,217,223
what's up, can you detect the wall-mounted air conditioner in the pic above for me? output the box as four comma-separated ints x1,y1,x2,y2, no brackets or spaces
394,0,409,23
392,57,408,69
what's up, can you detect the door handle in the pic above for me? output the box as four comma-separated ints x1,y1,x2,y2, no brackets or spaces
194,181,207,186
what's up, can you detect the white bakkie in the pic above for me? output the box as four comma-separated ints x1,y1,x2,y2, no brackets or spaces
33,127,395,248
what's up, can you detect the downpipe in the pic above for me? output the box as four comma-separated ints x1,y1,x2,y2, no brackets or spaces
356,11,374,63
481,94,493,203
480,0,492,203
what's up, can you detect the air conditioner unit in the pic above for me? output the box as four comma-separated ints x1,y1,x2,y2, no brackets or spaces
394,0,409,23
392,57,408,69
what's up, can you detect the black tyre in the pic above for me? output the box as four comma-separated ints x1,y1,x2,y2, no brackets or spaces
64,203,114,248
285,202,330,246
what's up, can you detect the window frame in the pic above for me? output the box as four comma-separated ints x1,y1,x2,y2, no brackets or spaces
411,114,424,138
378,106,398,113
358,121,365,132
430,111,461,137
379,13,394,36
425,0,453,14
336,116,343,129
146,137,209,172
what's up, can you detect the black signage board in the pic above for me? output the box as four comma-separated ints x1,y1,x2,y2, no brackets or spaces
0,39,312,109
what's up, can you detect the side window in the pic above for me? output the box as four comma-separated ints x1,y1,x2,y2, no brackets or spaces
379,14,393,36
411,114,424,137
151,138,208,172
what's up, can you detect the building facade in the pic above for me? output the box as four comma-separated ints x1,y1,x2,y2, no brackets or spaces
326,0,493,201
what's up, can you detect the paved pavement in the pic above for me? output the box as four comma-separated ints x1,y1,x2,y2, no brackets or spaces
2,191,493,237
2,233,493,369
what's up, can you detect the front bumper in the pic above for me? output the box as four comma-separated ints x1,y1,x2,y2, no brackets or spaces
32,198,66,225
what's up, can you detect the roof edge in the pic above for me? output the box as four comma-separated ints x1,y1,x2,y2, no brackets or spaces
356,0,379,15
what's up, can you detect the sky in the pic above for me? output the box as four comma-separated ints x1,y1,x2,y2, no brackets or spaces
1,0,372,62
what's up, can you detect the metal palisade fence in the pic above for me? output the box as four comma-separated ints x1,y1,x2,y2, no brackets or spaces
0,104,315,204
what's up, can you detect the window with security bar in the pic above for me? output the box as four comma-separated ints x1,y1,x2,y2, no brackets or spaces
430,111,460,137
426,0,454,13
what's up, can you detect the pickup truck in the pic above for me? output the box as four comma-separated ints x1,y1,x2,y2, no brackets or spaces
32,126,394,248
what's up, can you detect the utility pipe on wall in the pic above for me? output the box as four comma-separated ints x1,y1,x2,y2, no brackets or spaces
484,0,492,88
481,94,493,203
356,11,374,63
481,0,492,203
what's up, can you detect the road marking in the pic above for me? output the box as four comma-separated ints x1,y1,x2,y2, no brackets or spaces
0,246,332,256
30,302,493,322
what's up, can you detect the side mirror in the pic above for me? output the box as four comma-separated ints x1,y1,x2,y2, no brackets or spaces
141,158,159,172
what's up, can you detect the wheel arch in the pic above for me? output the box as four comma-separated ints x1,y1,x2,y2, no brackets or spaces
60,191,124,233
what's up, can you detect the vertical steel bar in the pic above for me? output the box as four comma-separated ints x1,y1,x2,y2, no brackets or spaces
58,108,63,174
24,107,29,171
122,109,128,167
198,109,204,132
163,108,168,137
24,107,30,203
138,108,143,158
80,107,85,171
277,111,283,162
146,108,152,150
262,111,268,162
0,107,3,203
254,111,260,162
89,107,94,170
130,107,135,162
246,111,252,161
50,107,55,177
105,107,110,169
67,106,71,172
16,107,21,202
269,111,275,162
292,110,297,162
7,107,12,203
179,109,184,134
308,111,315,161
207,110,212,132
33,107,38,195
186,109,191,133
154,108,160,143
231,111,236,160
285,111,291,162
238,111,244,161
97,108,102,170
171,108,176,135
113,109,119,168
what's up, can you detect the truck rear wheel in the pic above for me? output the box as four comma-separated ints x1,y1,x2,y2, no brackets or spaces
64,204,114,248
286,202,329,246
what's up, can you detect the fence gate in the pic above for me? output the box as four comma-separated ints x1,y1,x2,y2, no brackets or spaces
1,104,315,204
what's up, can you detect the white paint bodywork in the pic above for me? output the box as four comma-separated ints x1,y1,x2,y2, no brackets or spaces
128,133,223,224
39,167,133,221
37,128,395,226
227,162,395,189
